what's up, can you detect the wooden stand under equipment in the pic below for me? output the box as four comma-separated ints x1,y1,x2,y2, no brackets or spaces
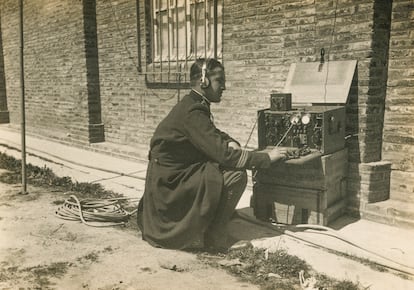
251,148,348,225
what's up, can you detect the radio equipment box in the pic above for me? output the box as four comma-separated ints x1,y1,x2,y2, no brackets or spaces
251,60,357,225
258,105,345,155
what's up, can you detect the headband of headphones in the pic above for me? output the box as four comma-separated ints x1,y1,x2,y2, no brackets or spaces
190,58,223,88
200,60,210,88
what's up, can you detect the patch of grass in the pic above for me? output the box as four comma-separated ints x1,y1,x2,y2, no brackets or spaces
0,266,19,282
103,246,114,252
201,244,363,290
224,245,309,288
27,262,69,277
315,273,361,290
77,251,100,263
0,152,123,200
52,199,65,205
328,249,388,274
22,262,70,288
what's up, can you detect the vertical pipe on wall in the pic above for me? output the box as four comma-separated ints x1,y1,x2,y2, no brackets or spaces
136,0,142,72
158,0,162,81
213,0,217,59
19,0,27,194
175,0,179,81
204,0,207,58
151,0,155,78
167,0,171,82
184,0,188,81
175,0,182,97
194,0,197,58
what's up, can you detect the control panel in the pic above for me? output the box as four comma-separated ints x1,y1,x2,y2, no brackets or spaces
257,106,345,155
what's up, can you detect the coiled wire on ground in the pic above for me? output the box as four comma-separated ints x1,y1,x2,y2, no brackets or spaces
55,195,139,227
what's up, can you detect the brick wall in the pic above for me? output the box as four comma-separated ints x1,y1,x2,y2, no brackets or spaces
0,0,98,143
383,0,414,203
1,0,410,212
221,0,393,213
92,0,181,157
222,0,378,150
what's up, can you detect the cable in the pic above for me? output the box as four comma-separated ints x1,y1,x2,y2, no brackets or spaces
323,0,339,103
294,224,414,270
235,211,414,277
275,122,294,147
244,117,258,149
55,195,139,227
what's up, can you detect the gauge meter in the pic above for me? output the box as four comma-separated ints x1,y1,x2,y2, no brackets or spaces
301,113,311,125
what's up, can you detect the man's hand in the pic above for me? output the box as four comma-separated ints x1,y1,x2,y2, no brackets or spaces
228,141,241,150
268,147,289,162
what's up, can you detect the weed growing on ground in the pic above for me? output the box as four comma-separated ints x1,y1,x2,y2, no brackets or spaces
0,262,72,288
201,243,362,290
0,152,122,200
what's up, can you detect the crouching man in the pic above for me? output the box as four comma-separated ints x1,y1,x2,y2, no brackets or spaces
137,58,288,251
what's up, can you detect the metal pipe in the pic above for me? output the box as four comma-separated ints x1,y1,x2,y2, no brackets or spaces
167,0,171,82
136,0,142,72
19,0,27,194
151,0,155,78
204,0,207,58
194,0,197,58
158,0,162,81
213,0,217,59
175,0,179,80
184,0,188,82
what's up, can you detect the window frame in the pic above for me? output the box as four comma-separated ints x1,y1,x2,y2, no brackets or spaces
144,0,223,88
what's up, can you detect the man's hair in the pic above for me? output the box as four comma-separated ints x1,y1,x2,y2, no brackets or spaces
190,58,224,83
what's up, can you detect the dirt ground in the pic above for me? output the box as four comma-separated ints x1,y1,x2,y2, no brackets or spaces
0,169,258,290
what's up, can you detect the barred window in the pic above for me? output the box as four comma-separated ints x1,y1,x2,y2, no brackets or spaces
145,0,223,87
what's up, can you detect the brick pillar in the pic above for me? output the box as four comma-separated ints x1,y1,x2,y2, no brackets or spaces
83,0,104,143
0,17,9,124
382,0,414,203
346,0,393,213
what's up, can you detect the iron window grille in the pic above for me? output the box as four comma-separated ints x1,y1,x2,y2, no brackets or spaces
144,0,223,89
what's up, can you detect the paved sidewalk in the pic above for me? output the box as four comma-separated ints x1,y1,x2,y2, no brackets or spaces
0,126,148,199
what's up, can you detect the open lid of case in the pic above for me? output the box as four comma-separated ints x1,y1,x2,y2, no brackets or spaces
283,60,357,104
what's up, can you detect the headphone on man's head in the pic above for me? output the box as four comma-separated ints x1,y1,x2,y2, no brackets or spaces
200,59,210,89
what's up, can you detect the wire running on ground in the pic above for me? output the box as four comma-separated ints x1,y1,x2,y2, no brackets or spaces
55,195,139,227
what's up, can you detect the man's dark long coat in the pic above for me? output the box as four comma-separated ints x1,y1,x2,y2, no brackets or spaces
137,90,271,249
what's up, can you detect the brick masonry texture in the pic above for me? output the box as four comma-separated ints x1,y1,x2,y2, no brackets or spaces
0,0,93,143
0,0,412,215
383,0,414,202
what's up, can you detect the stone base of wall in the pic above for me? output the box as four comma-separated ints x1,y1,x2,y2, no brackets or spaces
359,161,392,203
88,123,105,143
0,111,9,124
348,160,392,210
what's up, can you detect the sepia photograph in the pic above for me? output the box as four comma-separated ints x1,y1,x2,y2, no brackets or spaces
0,0,413,289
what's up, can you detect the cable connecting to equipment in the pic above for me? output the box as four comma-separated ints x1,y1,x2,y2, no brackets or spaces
55,195,139,227
236,211,414,277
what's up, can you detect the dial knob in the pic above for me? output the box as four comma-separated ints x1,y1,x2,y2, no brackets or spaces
290,114,301,125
